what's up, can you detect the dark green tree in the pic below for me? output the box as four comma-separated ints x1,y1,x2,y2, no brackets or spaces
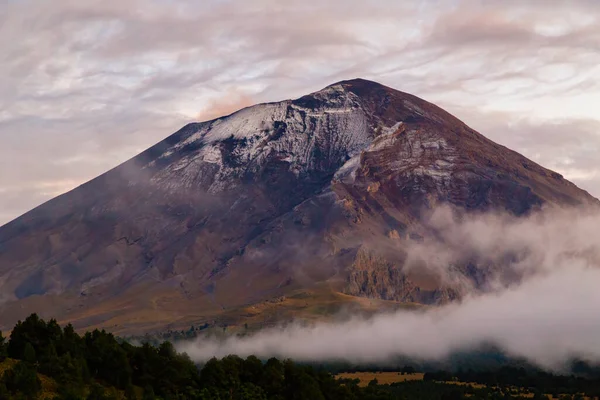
124,383,137,400
8,313,57,361
23,342,36,365
39,341,60,377
86,382,108,400
242,355,264,384
261,357,284,398
0,330,7,361
56,384,86,400
402,366,416,374
60,323,83,358
84,329,132,388
0,382,8,400
441,388,465,400
200,357,228,392
142,385,156,400
283,360,325,400
1,361,42,400
238,382,267,400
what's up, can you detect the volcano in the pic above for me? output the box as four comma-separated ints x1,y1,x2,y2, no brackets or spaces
0,79,596,334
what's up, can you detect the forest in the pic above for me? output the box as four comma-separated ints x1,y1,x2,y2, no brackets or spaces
0,313,599,399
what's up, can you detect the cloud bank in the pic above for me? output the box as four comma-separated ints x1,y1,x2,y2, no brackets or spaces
179,206,600,370
403,206,600,290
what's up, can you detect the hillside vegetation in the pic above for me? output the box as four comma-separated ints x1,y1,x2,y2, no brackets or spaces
2,314,600,399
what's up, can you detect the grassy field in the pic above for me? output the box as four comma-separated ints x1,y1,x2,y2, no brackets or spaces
336,371,425,387
334,371,591,399
40,281,424,337
121,284,425,341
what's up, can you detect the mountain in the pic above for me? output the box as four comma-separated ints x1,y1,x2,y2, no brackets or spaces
0,79,596,334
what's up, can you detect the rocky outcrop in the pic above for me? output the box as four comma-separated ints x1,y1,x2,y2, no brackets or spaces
344,247,460,304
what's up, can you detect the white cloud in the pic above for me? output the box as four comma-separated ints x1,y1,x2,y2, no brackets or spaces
179,206,600,370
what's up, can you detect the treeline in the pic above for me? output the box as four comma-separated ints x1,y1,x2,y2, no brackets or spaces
0,313,204,399
0,312,455,400
0,313,431,400
1,314,600,399
123,323,215,347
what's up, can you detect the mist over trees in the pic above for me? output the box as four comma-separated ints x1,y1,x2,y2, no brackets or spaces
1,314,600,399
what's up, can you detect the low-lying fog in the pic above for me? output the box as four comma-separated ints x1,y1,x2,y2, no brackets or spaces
179,206,600,370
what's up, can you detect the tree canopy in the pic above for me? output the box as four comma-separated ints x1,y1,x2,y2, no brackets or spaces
1,314,599,399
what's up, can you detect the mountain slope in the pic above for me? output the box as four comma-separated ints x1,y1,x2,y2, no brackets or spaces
0,79,596,334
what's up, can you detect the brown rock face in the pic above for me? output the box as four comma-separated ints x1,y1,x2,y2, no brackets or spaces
344,248,460,304
0,79,596,333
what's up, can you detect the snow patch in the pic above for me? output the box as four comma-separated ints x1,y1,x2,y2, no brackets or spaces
204,103,289,144
403,100,425,116
334,154,361,183
200,146,222,164
146,85,376,193
381,121,403,136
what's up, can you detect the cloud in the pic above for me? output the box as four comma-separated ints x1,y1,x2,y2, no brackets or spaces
403,206,600,289
1,0,600,225
196,90,257,122
180,267,600,369
179,206,600,370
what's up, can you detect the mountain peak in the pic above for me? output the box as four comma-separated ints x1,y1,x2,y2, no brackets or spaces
339,77,392,91
0,80,597,334
314,78,395,99
325,77,387,89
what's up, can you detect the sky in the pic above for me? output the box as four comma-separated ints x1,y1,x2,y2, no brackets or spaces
1,0,599,226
